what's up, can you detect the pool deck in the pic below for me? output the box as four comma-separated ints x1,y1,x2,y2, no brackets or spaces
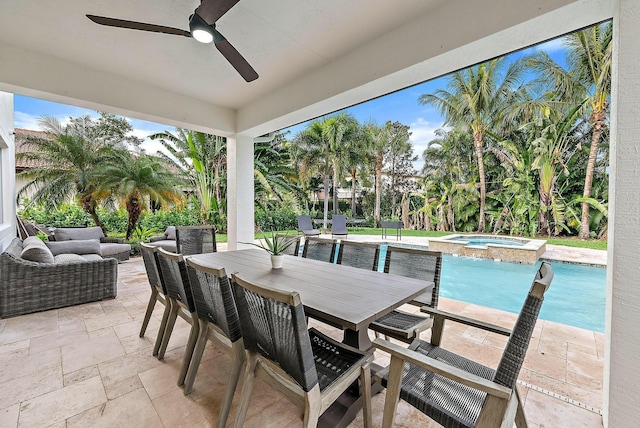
0,237,606,427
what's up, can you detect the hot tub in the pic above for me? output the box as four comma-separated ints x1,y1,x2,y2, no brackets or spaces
428,234,546,264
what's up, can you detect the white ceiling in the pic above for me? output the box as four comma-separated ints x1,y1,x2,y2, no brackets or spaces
0,0,613,136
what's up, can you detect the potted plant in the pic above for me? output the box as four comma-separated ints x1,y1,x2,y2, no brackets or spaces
249,231,298,269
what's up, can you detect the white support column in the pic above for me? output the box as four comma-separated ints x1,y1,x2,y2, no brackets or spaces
226,134,254,251
0,91,15,251
605,1,640,426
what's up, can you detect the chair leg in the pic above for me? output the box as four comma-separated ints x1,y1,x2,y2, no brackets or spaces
217,344,245,428
515,389,528,428
233,352,259,428
157,300,179,360
153,298,173,356
381,356,404,428
183,320,210,395
302,386,322,428
178,313,200,386
139,288,159,337
360,363,372,428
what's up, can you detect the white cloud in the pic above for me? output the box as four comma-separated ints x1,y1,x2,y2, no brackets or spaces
409,117,442,172
14,111,43,130
14,111,75,131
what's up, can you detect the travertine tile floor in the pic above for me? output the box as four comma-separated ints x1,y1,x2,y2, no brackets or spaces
0,252,604,427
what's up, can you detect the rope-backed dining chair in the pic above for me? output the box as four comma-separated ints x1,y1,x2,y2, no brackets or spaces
369,246,442,343
231,273,373,428
184,258,245,428
176,225,217,255
276,234,301,256
374,262,554,428
139,243,168,340
336,240,380,270
154,248,200,392
301,236,336,263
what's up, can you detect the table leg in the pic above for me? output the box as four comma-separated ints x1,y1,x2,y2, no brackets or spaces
343,327,372,351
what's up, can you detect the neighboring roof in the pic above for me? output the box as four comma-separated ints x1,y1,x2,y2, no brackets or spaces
14,128,49,171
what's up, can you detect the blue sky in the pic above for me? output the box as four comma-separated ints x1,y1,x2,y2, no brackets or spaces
13,38,566,171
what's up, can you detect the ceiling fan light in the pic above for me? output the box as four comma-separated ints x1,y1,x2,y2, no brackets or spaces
189,12,213,43
192,29,213,43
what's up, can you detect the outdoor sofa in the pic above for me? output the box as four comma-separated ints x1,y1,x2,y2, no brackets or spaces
0,237,118,318
146,226,177,252
50,226,131,261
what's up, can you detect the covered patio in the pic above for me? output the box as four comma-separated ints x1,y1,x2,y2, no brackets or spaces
0,0,638,426
0,253,603,427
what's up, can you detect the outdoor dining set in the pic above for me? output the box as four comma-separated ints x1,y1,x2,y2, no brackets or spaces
139,226,554,428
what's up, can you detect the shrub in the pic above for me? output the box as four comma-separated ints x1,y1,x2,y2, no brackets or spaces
98,209,128,234
255,206,298,231
20,203,90,227
138,208,205,232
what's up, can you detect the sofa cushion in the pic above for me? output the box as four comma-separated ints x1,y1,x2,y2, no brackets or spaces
147,239,177,253
53,253,87,264
80,254,104,262
165,226,176,240
46,240,101,256
54,226,105,241
100,242,132,257
20,238,55,264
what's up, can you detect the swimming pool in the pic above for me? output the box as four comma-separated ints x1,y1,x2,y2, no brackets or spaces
376,244,606,332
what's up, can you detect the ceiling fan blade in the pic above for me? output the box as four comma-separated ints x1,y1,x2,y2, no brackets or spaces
213,30,258,82
196,0,241,24
86,14,191,38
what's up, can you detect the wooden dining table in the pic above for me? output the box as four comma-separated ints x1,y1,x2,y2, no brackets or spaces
188,248,432,351
187,248,432,427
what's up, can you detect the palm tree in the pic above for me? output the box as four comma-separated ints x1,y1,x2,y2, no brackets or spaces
321,113,359,213
254,135,304,210
16,116,123,230
526,23,611,238
94,154,184,239
419,58,526,232
292,113,358,228
364,123,388,227
150,129,226,224
344,124,374,217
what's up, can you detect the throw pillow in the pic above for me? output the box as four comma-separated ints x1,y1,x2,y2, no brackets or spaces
165,226,176,240
46,240,101,256
20,239,55,264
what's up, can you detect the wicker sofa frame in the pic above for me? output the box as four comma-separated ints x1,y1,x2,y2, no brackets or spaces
0,238,118,318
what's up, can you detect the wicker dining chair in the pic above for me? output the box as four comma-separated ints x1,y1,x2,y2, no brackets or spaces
154,248,200,392
368,246,442,343
139,243,168,339
276,234,301,256
231,273,374,428
336,240,380,271
301,236,337,263
374,262,554,428
175,226,217,255
184,258,245,428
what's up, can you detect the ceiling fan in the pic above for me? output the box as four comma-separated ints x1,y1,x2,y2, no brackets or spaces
86,0,258,82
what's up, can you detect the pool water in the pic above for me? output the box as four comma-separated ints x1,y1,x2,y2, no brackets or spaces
449,237,526,247
376,244,606,332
